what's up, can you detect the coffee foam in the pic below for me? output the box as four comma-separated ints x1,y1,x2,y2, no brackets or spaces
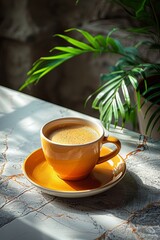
49,124,99,145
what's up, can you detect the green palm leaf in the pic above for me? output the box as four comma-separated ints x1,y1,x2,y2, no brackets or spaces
54,33,95,51
65,28,100,49
112,99,119,127
121,79,131,106
20,56,72,90
115,91,125,122
92,77,121,108
100,98,113,121
52,46,85,55
20,20,160,135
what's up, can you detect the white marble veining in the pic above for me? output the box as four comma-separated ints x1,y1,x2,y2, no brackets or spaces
0,86,160,240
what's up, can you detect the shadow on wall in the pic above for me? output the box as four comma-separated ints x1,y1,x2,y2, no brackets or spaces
0,0,131,118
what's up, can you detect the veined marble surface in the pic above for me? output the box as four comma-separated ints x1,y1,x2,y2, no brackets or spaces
0,86,160,240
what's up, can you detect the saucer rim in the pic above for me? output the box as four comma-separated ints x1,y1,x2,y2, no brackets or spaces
23,148,126,198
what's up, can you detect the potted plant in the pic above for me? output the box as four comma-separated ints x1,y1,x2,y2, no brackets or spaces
20,0,160,139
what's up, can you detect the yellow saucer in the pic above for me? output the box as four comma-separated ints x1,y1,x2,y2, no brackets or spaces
23,147,126,198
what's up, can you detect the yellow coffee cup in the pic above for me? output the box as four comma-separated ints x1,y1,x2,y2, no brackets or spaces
41,117,121,181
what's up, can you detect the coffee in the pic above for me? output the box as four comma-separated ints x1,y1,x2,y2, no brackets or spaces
41,117,121,180
48,124,99,145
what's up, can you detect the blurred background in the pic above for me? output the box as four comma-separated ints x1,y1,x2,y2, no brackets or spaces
0,0,138,120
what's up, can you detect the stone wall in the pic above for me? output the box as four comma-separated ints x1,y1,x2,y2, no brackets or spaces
0,0,134,119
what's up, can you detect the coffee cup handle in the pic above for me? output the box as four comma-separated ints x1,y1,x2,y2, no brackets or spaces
97,136,121,164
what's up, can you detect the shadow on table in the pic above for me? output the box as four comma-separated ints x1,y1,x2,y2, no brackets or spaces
42,169,160,240
43,169,159,217
43,170,138,210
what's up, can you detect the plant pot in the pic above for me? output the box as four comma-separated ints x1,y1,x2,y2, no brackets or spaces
136,75,160,140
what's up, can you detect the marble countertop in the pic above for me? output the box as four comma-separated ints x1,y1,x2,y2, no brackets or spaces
0,86,160,240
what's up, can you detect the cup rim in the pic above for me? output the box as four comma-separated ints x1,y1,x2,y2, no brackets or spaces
40,117,105,147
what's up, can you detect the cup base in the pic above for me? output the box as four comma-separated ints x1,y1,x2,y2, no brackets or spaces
56,172,90,181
